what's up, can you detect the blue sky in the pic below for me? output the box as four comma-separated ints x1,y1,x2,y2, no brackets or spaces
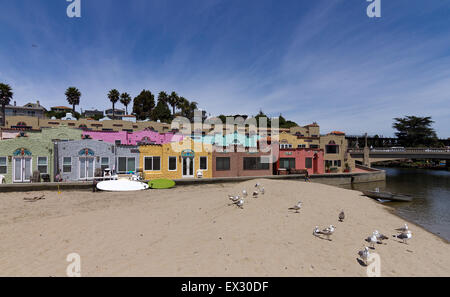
0,0,449,137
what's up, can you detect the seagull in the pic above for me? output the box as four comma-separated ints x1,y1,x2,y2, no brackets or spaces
319,225,336,241
252,190,259,198
260,187,265,195
397,230,412,244
373,230,389,243
338,210,345,222
366,233,378,249
234,199,244,209
255,183,261,188
288,201,302,213
396,223,409,232
229,195,240,203
358,247,370,266
242,190,248,197
313,226,320,237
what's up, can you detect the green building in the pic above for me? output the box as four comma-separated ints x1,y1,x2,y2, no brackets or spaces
0,126,82,184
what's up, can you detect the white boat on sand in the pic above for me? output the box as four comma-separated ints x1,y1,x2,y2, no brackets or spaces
96,180,149,192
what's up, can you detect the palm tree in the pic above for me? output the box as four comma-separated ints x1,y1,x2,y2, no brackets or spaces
120,92,132,115
0,83,13,127
178,96,189,117
65,87,81,114
107,89,120,120
167,91,178,116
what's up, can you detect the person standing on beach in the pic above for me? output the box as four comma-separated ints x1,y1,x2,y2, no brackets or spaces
305,171,311,182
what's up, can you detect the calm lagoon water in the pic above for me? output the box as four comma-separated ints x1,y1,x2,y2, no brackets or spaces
344,167,450,241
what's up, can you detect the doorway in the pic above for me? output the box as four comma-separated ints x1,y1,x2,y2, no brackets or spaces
182,157,194,178
79,157,95,180
13,157,32,183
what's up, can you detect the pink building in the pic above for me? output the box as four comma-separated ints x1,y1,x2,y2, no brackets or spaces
276,148,325,175
82,130,183,145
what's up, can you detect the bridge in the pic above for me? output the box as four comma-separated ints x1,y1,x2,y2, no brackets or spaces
348,147,450,166
346,135,450,148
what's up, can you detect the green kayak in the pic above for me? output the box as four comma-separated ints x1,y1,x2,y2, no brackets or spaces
148,179,176,189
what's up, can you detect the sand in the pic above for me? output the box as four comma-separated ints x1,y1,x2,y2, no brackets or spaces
0,179,448,277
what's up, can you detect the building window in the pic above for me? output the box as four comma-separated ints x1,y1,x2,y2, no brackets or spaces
325,141,339,154
305,158,313,169
216,157,230,171
334,160,342,167
297,144,306,148
200,156,208,170
243,157,269,170
310,145,320,149
325,160,333,168
144,156,161,171
280,144,292,149
168,156,177,171
38,157,48,174
63,157,72,173
118,157,136,173
101,157,109,171
0,157,7,174
279,158,295,169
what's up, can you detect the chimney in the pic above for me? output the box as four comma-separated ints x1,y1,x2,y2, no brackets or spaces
14,101,16,106
37,100,40,106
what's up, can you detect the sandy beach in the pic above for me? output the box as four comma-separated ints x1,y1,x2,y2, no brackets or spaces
0,179,448,277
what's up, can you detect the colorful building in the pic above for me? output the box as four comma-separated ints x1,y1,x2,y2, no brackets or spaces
56,140,116,181
115,145,141,174
4,115,174,133
139,138,213,180
275,148,325,175
82,130,183,146
194,132,260,148
277,131,320,149
320,131,354,173
0,126,82,183
212,145,273,178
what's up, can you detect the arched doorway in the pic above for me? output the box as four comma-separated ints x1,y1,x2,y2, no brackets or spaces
78,148,95,180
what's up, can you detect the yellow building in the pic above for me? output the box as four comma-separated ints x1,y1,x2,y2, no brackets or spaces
139,137,213,180
4,116,174,133
276,131,320,149
320,131,355,173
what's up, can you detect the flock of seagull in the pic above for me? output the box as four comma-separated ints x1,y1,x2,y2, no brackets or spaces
227,182,414,267
228,183,265,209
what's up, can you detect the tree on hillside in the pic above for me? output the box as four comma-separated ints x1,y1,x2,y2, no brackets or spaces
0,83,13,127
65,87,81,114
152,93,172,123
254,110,271,127
132,90,155,121
393,116,439,147
107,89,120,120
167,91,179,116
120,92,132,115
279,114,298,129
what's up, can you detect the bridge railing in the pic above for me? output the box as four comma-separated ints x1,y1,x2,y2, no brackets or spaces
348,148,450,153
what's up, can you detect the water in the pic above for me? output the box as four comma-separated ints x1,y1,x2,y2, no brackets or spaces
344,167,450,242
